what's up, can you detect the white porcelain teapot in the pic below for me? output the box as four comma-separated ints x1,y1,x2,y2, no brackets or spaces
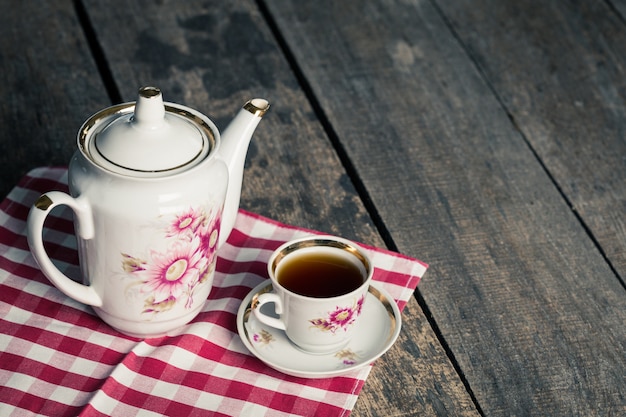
27,87,269,337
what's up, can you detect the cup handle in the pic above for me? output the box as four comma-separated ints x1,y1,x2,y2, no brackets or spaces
252,292,286,330
26,191,102,307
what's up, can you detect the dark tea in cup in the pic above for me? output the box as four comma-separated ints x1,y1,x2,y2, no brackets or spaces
276,250,366,298
256,235,373,353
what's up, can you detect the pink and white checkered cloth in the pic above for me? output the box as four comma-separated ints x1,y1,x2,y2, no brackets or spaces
0,167,427,416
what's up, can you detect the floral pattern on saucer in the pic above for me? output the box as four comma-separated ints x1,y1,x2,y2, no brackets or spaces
334,348,360,366
253,329,275,346
238,282,402,379
251,327,362,367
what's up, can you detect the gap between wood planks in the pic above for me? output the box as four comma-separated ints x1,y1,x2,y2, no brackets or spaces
73,0,123,105
429,0,625,294
256,0,486,415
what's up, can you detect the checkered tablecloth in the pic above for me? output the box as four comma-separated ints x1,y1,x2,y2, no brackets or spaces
0,167,427,417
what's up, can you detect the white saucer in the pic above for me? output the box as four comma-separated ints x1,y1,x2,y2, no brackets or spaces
236,281,402,379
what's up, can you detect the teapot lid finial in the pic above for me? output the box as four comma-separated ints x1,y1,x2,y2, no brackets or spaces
133,86,166,127
90,86,210,174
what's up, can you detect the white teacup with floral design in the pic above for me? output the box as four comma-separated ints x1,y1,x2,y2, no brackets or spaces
253,235,373,354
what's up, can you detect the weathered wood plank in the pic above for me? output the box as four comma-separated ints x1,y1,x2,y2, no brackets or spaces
358,299,477,417
0,0,109,198
608,0,626,22
263,0,626,415
437,0,626,289
82,0,378,241
81,0,477,415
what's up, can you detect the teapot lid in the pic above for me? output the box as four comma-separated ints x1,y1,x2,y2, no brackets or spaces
79,87,215,176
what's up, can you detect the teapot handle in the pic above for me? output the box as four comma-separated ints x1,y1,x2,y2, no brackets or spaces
26,191,102,307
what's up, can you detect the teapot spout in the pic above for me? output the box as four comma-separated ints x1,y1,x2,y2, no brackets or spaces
218,98,270,246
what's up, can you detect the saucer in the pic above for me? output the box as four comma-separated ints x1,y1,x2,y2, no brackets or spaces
236,281,402,379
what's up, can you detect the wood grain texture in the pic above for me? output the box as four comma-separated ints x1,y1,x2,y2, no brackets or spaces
0,0,109,198
81,0,475,415
82,0,377,241
264,0,626,415
355,299,478,417
607,0,626,23
437,0,626,292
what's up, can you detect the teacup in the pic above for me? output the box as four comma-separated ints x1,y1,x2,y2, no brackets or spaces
253,235,373,354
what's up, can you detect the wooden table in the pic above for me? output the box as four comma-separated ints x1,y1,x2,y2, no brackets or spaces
2,0,625,415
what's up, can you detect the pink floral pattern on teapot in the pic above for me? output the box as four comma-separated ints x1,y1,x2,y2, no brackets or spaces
121,206,221,315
